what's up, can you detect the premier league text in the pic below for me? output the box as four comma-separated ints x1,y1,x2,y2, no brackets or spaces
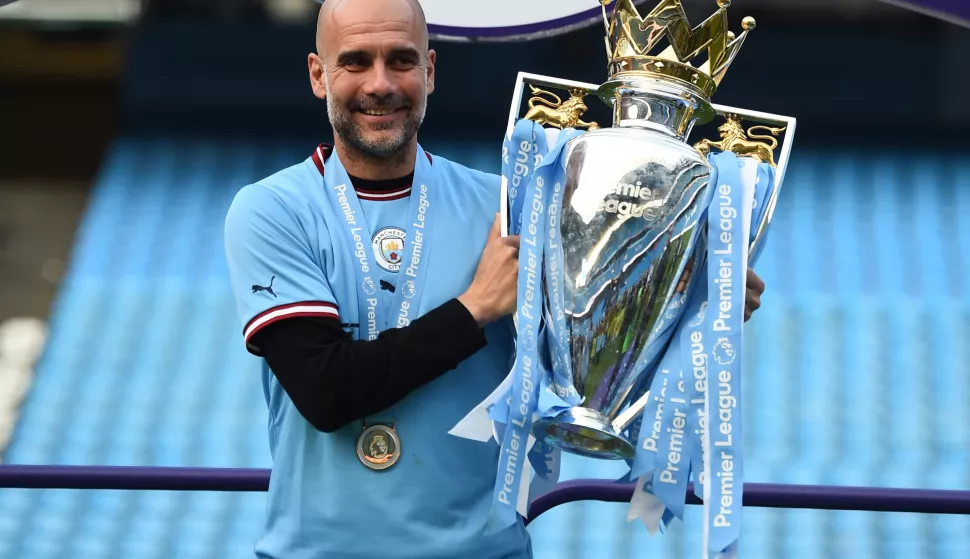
545,180,578,400
396,184,430,328
508,140,531,202
689,328,708,487
498,175,545,507
334,184,370,275
596,181,659,220
658,374,687,485
711,182,737,529
642,370,667,453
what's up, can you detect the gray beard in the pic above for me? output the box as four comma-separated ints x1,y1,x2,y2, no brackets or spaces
324,71,427,160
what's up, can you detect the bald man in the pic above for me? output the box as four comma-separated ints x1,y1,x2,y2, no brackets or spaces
224,0,528,557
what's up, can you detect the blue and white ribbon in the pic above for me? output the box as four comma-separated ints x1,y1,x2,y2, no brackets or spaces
626,153,772,558
487,123,585,531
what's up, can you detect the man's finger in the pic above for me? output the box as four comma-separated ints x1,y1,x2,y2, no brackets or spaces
489,214,501,239
747,268,765,294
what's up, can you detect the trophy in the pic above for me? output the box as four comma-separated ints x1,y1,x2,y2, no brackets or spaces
501,0,796,461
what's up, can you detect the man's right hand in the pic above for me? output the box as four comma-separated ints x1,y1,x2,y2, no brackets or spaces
458,214,520,327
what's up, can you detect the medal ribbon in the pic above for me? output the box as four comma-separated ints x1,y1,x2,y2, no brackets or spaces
319,145,436,338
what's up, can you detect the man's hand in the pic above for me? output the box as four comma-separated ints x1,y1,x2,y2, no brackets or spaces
458,214,520,327
744,267,765,322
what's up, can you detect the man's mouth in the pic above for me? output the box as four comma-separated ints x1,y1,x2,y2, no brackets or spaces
357,107,404,116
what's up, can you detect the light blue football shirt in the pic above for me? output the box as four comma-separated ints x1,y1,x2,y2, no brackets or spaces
223,144,532,559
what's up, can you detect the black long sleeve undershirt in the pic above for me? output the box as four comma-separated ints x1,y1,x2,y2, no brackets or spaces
248,298,487,433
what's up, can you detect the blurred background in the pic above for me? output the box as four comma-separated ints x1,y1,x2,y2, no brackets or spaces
0,0,968,557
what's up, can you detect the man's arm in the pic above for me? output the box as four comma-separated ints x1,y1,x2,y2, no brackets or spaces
250,299,486,433
225,183,519,433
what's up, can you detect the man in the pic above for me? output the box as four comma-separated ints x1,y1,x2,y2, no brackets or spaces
223,0,766,557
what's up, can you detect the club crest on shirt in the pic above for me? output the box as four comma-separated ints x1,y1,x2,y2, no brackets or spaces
372,227,406,272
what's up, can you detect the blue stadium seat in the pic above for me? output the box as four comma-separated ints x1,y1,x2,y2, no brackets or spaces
0,138,968,558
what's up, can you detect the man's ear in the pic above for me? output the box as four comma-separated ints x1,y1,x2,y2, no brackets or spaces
426,49,436,95
308,53,327,100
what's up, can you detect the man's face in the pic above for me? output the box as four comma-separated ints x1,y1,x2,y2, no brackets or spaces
311,0,435,159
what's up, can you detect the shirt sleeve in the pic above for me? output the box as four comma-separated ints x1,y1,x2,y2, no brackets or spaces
224,183,339,354
251,298,488,433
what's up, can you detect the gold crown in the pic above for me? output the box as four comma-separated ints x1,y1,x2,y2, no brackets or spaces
600,0,756,98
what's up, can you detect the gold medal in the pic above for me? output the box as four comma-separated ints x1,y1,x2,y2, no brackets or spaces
356,422,401,471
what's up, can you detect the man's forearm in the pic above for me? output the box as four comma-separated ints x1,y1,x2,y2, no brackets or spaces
250,298,487,433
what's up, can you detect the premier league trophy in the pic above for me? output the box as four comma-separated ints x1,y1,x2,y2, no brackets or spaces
499,0,795,460
451,0,796,547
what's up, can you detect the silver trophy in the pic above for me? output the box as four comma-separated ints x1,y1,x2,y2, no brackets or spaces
502,0,796,460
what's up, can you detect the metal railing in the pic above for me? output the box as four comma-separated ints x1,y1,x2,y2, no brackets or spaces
2,464,969,526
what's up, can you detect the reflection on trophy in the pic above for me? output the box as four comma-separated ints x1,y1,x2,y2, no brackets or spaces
512,0,795,460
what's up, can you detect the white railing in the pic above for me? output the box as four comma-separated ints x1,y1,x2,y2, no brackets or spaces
0,317,47,462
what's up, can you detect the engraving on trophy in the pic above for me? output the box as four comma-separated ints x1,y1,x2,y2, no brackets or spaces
523,85,599,130
694,113,786,167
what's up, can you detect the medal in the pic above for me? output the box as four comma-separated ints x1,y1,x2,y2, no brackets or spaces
356,422,401,471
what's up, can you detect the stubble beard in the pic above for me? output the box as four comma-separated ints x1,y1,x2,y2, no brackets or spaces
324,68,426,162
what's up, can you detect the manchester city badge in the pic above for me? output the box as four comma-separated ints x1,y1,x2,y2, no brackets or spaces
372,227,406,272
356,423,401,471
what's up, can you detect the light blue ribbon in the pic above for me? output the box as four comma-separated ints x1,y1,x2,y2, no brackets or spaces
702,151,749,557
504,119,547,237
624,153,776,554
651,336,692,522
488,121,584,531
681,278,711,500
319,146,435,338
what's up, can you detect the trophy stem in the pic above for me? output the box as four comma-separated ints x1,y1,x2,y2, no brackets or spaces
532,408,636,460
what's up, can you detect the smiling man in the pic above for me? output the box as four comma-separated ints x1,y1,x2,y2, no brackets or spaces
224,0,527,557
223,0,766,557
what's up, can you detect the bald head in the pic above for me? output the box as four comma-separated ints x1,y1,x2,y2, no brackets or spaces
316,0,428,57
307,0,436,177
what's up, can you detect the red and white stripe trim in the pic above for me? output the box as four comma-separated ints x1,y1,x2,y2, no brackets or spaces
244,301,339,343
354,186,412,201
311,144,430,202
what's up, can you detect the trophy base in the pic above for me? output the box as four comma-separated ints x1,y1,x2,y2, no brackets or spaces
531,407,635,460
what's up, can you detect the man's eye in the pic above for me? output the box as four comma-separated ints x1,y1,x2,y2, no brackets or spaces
342,58,369,70
391,58,418,69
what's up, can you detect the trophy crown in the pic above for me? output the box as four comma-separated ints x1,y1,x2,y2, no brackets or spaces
600,0,755,98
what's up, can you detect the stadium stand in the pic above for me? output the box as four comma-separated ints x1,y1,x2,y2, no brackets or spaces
0,136,967,558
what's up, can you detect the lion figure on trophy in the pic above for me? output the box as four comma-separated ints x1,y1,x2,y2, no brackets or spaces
695,113,786,166
523,85,599,130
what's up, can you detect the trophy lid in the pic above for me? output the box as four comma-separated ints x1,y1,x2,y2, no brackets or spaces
600,0,756,100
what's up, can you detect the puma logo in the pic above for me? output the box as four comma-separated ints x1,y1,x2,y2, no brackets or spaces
252,276,277,298
380,279,395,293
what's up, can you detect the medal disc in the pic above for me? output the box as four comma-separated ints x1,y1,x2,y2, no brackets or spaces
356,424,401,471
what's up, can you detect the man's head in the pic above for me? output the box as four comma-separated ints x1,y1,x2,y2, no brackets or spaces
309,0,435,162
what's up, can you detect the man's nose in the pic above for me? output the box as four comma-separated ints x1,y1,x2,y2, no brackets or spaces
362,62,395,96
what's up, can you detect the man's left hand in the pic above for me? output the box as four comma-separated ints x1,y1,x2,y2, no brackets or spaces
744,267,765,322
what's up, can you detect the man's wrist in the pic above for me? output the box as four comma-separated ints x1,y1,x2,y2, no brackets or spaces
457,293,492,327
